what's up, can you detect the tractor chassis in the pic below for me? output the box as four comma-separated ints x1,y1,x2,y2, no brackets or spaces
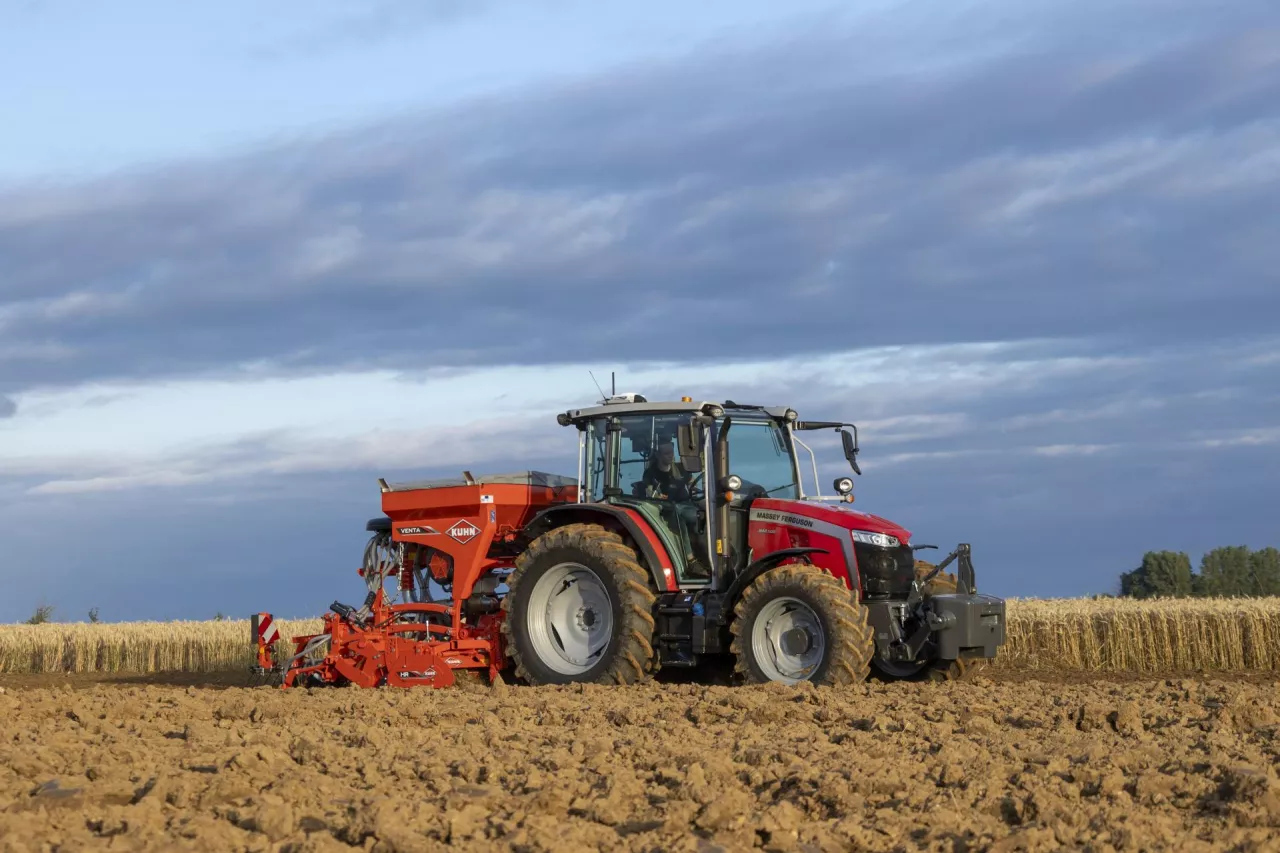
652,591,731,667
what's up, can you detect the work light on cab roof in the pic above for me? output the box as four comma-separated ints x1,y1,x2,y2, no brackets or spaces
252,391,1007,688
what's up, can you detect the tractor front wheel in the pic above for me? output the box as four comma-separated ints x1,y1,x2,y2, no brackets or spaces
501,523,658,686
730,562,874,686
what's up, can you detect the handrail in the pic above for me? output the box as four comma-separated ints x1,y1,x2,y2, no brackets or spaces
791,434,822,500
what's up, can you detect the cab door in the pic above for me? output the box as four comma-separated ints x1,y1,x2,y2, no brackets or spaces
585,411,715,584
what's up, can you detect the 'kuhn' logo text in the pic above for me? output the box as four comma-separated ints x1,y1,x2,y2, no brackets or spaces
447,520,480,543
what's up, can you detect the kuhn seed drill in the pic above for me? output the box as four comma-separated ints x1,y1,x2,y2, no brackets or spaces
254,395,1007,688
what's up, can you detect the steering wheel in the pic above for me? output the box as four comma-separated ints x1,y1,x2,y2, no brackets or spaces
690,471,706,499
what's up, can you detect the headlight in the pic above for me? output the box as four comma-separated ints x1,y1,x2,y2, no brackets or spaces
851,530,900,549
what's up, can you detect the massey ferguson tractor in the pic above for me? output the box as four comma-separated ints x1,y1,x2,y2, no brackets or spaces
254,395,1006,688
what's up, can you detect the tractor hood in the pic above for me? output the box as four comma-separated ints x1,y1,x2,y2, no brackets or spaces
752,498,912,544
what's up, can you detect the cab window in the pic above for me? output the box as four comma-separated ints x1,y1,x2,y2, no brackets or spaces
719,419,798,499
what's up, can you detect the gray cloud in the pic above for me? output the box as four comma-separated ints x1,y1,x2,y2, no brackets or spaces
1,1,1277,396
0,395,14,418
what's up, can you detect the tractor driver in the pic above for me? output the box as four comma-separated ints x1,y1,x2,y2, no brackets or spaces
642,440,693,502
641,440,709,577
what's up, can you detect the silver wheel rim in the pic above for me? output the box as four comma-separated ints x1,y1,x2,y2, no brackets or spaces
525,561,614,675
751,596,825,684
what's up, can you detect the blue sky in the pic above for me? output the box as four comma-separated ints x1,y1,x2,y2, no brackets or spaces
1,0,1278,622
0,0,862,178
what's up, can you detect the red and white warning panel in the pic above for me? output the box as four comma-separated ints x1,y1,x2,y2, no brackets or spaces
252,613,280,671
255,612,280,644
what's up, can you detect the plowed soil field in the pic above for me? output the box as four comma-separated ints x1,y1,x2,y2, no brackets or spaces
3,671,1280,852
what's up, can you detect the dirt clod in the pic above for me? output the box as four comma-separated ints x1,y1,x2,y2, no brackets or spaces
1,672,1278,850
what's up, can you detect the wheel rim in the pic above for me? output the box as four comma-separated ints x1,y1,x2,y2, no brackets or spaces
751,596,825,684
525,561,614,675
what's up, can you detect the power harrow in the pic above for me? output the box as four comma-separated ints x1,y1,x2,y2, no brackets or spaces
253,472,573,688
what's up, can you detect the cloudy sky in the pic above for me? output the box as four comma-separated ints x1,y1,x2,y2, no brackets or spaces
1,0,1277,623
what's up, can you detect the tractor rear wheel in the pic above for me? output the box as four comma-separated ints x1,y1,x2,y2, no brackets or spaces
730,562,874,686
501,523,659,686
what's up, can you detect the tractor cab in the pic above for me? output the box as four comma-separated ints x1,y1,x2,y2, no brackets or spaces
558,395,853,591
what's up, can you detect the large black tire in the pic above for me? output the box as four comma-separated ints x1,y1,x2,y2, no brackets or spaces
501,523,659,686
729,563,874,686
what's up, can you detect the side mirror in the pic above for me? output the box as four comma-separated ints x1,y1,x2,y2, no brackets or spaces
676,423,703,473
841,427,861,475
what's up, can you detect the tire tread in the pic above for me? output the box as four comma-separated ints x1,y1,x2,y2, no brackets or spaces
729,562,874,686
501,522,659,685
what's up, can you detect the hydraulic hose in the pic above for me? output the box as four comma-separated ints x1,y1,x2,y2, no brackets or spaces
283,634,331,683
359,531,398,619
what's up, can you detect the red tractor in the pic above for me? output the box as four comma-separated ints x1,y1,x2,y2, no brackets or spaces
256,395,1006,688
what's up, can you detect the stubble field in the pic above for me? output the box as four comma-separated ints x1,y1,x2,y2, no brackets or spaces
3,597,1280,852
6,596,1280,677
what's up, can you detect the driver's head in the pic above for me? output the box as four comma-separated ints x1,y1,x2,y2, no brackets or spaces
656,440,675,467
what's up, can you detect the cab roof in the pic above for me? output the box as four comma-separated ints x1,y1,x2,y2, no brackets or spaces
557,395,797,426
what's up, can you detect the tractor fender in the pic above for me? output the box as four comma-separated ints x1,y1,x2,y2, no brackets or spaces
720,547,830,619
523,504,677,592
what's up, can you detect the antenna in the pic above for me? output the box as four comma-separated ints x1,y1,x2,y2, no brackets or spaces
612,371,616,396
589,370,606,401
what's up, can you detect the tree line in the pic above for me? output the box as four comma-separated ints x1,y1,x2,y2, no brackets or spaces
1119,546,1280,598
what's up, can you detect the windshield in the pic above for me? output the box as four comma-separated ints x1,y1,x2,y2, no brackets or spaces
585,412,696,501
721,419,798,499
